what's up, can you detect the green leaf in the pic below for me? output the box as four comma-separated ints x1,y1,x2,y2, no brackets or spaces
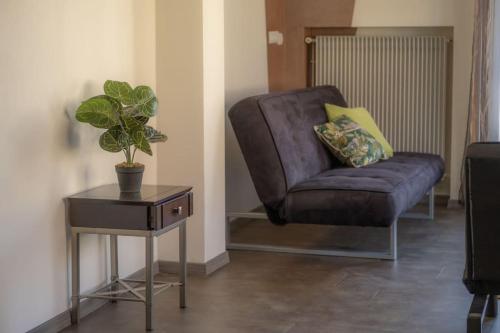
132,130,152,155
122,116,143,133
135,116,149,124
121,106,139,117
103,80,134,105
99,126,127,152
75,96,120,129
133,86,157,117
144,126,168,143
100,95,122,112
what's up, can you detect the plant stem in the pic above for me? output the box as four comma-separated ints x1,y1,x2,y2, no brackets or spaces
131,147,137,163
124,147,132,165
117,114,133,165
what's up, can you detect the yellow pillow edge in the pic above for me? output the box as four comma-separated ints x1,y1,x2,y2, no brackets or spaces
324,103,394,157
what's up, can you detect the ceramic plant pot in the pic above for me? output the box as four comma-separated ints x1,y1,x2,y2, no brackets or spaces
115,163,145,193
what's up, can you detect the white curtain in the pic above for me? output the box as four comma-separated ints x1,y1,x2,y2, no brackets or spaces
491,0,500,140
460,0,497,203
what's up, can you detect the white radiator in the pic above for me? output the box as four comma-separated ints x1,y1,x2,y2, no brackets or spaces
314,35,449,157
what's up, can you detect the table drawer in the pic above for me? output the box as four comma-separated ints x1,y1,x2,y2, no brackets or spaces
161,194,190,228
70,203,149,230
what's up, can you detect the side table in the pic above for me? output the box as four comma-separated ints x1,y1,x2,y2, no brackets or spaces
66,184,193,331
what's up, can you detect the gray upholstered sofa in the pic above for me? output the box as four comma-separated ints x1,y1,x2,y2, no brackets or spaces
228,86,444,260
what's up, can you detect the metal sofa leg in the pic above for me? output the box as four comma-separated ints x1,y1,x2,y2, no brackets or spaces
389,220,398,260
400,187,435,220
487,294,498,318
429,186,435,220
468,314,483,333
226,213,398,261
467,294,497,333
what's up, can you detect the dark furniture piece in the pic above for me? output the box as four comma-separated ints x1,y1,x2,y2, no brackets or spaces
66,184,193,331
228,86,444,260
464,143,500,333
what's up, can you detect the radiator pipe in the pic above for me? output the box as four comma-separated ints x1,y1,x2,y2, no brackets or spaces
305,37,315,44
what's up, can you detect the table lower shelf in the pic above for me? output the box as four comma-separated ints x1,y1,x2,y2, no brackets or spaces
80,278,182,303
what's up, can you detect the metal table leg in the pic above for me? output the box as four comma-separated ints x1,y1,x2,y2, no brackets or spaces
70,223,188,330
145,235,154,331
110,235,119,303
71,230,80,324
179,220,187,308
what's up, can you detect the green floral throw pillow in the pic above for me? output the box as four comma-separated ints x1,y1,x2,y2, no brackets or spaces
314,115,387,168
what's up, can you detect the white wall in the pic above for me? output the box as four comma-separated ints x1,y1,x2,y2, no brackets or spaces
203,0,227,260
225,0,269,213
156,0,226,263
0,1,157,332
352,0,474,200
156,0,205,263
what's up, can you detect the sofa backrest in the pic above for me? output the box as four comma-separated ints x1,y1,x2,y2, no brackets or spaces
228,86,347,212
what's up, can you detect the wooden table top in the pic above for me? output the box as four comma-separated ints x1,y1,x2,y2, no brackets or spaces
66,184,192,206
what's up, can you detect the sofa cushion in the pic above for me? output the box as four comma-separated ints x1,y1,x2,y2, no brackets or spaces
314,115,387,167
325,103,394,157
284,152,444,227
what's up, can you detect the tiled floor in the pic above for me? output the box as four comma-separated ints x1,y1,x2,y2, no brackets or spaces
62,207,500,333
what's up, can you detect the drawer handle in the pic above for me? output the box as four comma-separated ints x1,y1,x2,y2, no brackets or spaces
172,206,183,216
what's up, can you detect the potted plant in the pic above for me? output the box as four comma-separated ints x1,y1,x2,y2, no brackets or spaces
75,80,167,192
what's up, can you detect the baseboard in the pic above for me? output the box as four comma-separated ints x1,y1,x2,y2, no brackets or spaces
435,194,450,207
158,251,230,276
27,298,108,333
27,262,160,333
447,199,463,209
